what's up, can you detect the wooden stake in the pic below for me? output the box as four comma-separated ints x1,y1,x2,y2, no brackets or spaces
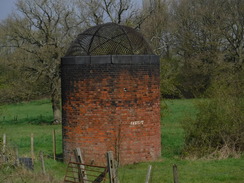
74,148,88,183
2,134,6,162
145,165,152,183
15,147,19,166
40,151,46,175
31,133,34,161
173,164,179,183
107,151,118,183
52,130,56,160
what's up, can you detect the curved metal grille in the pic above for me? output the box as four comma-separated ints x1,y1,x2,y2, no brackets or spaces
65,23,153,56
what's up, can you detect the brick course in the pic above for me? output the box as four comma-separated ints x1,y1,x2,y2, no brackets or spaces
61,55,161,165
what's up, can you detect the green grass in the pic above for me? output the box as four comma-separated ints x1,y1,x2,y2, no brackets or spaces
119,158,244,183
0,124,62,156
161,99,197,158
0,99,244,182
0,99,53,124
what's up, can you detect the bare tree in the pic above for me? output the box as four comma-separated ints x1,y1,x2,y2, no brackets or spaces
0,0,144,123
219,0,244,69
76,0,139,26
0,0,84,123
139,0,184,97
167,0,226,97
140,0,170,56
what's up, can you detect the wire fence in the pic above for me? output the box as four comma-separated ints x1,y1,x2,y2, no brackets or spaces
0,130,63,162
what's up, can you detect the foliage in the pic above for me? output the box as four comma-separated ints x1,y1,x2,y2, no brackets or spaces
0,0,82,123
0,64,49,104
139,0,244,98
0,48,48,104
160,58,182,98
182,70,244,159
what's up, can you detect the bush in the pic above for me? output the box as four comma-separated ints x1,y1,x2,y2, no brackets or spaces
182,70,244,159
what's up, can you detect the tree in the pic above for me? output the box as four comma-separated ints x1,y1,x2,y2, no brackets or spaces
174,0,244,157
167,0,223,97
0,0,143,123
140,0,170,55
0,0,85,123
0,30,41,104
218,0,244,69
169,0,244,97
76,0,139,26
138,1,182,98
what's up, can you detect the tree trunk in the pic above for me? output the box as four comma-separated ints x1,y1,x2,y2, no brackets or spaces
51,94,62,124
51,76,62,125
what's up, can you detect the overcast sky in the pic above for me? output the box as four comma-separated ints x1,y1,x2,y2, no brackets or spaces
0,0,143,21
0,0,17,20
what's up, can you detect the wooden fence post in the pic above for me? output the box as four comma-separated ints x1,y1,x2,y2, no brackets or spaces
74,148,88,183
145,165,152,183
15,147,19,166
31,133,34,161
173,164,179,183
107,151,118,183
52,130,56,160
40,151,46,175
2,134,6,162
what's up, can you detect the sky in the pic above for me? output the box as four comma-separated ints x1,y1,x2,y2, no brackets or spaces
0,0,17,21
0,0,143,21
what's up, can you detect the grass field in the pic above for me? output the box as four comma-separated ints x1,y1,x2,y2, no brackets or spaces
0,99,243,182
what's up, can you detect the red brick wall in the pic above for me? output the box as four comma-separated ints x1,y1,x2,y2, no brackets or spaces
61,56,161,165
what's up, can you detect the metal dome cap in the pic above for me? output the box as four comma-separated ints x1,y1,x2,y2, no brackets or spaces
65,23,153,56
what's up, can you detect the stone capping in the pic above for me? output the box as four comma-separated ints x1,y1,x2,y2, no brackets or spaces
61,55,159,65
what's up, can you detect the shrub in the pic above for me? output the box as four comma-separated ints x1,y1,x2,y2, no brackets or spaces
182,70,244,159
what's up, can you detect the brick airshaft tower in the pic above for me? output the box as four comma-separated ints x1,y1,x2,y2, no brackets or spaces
61,23,161,165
